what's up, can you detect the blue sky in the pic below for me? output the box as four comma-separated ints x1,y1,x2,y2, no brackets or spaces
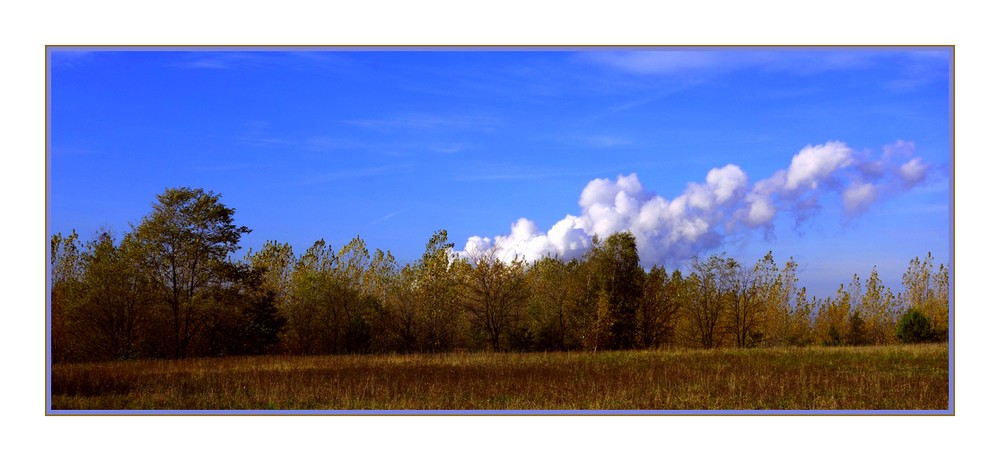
48,47,952,299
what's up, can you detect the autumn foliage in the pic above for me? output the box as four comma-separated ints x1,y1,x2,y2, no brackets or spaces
50,187,950,363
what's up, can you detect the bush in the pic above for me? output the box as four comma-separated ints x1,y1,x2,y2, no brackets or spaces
823,325,842,347
896,308,935,343
846,311,868,346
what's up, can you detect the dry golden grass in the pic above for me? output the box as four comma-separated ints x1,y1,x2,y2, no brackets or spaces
50,344,948,411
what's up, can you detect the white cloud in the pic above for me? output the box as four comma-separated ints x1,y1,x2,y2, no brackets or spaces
744,195,777,227
880,140,929,188
461,140,933,267
706,164,748,204
899,158,930,187
843,182,878,213
784,141,853,191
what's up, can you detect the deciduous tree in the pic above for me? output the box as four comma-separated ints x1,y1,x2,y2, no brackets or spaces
456,246,529,351
51,231,83,362
245,240,294,304
786,287,815,346
525,256,570,351
203,262,286,356
816,284,851,346
728,253,775,348
132,187,251,358
72,231,156,360
902,253,949,341
764,256,800,347
635,266,682,348
587,232,644,350
860,266,895,345
414,230,463,352
685,254,731,348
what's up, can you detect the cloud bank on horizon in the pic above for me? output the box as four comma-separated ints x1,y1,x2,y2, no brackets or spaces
460,140,931,266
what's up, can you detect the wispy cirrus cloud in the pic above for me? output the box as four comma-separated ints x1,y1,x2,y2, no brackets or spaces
583,50,749,75
581,49,942,77
235,135,298,148
49,49,105,68
574,134,632,148
368,209,407,226
230,122,470,158
298,163,412,186
227,120,368,152
170,50,361,72
342,113,502,131
885,50,953,92
172,52,267,70
427,143,467,154
302,136,370,152
456,164,625,182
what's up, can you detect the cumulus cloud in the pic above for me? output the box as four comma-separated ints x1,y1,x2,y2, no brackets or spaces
784,141,853,191
899,158,929,187
843,182,878,214
461,140,933,266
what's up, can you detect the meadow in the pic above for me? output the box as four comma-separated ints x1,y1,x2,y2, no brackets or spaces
50,343,948,411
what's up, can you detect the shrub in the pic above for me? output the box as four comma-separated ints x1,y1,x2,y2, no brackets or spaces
846,310,868,346
823,325,842,347
896,308,935,343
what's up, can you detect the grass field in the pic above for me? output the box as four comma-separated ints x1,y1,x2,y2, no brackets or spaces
50,343,949,411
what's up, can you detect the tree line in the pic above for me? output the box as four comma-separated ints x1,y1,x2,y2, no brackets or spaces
50,187,950,362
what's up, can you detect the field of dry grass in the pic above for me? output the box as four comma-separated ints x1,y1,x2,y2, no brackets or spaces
50,343,948,411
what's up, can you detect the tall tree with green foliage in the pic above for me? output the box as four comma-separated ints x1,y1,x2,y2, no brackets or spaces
525,256,592,351
931,262,950,341
764,256,800,347
685,254,732,348
51,231,84,362
333,236,379,352
902,253,934,314
456,247,529,351
361,247,399,352
132,187,251,359
414,230,463,352
386,262,422,352
587,232,644,350
902,252,949,341
728,253,774,348
786,287,815,347
635,266,682,348
859,266,895,345
203,262,287,356
72,231,156,360
815,284,851,347
245,240,295,304
525,256,569,351
285,239,342,354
